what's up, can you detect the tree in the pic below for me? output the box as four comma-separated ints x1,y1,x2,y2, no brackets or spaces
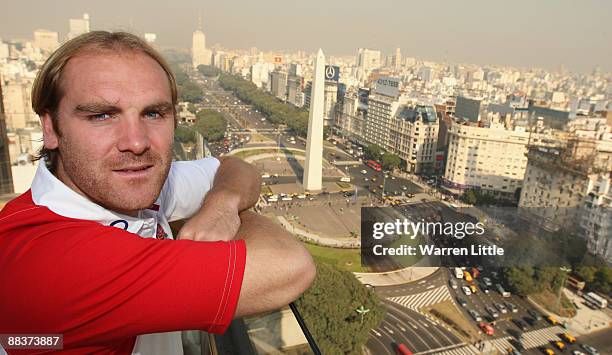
364,144,383,161
174,125,196,144
536,267,566,292
576,266,597,283
461,189,478,205
505,267,539,296
194,109,226,142
381,153,401,171
593,267,612,295
197,64,220,77
295,262,385,354
217,73,310,137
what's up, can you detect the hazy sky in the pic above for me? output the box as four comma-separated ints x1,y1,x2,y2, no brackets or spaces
1,0,610,73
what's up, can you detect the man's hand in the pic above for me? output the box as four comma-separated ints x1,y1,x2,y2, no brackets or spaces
177,191,241,241
176,156,261,242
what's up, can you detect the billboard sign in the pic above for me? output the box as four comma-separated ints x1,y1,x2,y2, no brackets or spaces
373,76,400,98
324,65,340,82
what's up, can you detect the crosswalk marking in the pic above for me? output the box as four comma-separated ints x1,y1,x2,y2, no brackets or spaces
387,286,452,311
485,335,514,352
517,325,564,349
433,344,480,355
481,326,565,352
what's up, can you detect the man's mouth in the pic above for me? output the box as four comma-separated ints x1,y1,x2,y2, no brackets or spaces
112,165,154,176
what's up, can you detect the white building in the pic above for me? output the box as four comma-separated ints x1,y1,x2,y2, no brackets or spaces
581,172,612,263
250,62,273,88
444,116,542,197
356,48,381,72
33,29,59,53
192,30,211,68
2,79,37,130
389,104,439,174
67,13,90,40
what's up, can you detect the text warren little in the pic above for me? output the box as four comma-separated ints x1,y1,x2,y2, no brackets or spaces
372,244,504,256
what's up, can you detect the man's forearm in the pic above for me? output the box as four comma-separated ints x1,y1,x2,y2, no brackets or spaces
207,156,261,211
233,211,316,317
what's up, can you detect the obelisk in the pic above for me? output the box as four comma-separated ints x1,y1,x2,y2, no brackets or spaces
303,49,325,191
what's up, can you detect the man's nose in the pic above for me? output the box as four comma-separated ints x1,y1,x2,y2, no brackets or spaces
116,115,150,155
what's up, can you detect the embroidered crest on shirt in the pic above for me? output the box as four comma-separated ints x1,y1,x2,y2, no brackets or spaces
156,223,168,240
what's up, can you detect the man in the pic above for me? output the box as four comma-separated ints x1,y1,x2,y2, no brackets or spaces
0,31,316,354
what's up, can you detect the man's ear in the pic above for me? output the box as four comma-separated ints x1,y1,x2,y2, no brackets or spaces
40,113,59,149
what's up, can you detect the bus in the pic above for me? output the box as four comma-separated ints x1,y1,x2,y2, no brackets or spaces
584,292,608,309
454,267,464,279
366,160,382,172
567,275,586,291
396,343,413,355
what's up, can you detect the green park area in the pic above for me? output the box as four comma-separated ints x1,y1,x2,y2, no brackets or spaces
304,243,367,273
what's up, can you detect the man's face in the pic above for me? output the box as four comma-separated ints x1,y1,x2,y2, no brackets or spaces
41,51,175,216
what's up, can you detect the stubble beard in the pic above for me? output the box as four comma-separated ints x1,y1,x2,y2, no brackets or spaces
57,140,173,215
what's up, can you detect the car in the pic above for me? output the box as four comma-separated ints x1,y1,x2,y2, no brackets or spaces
462,286,472,296
468,309,482,322
554,341,565,350
546,315,559,325
580,344,599,355
495,302,508,314
485,306,499,318
449,279,458,289
541,348,555,355
469,284,478,294
572,351,586,355
261,173,271,178
361,169,367,174
524,316,537,326
528,309,543,321
505,302,518,313
479,322,495,335
457,297,468,307
372,177,377,182
401,186,407,190
480,283,490,294
482,277,493,286
364,177,369,181
512,319,528,331
560,333,576,344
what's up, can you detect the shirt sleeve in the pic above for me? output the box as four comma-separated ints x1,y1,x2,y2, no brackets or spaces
0,223,246,348
160,158,221,222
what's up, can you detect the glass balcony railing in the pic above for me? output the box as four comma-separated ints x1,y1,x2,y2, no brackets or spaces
181,304,320,355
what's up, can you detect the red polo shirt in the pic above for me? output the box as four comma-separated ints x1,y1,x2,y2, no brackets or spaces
0,191,246,354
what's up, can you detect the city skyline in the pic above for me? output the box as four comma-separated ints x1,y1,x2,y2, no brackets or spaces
1,0,611,73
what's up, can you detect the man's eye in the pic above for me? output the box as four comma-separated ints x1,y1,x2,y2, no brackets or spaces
88,113,112,121
145,111,163,119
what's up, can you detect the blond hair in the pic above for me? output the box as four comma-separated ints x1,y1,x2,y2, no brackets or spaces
32,31,178,172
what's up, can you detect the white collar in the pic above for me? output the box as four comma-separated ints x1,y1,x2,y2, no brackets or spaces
31,160,158,234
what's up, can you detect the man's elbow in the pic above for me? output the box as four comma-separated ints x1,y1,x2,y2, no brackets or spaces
287,247,317,299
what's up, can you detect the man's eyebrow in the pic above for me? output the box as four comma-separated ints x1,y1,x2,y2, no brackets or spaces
74,102,121,114
142,102,174,113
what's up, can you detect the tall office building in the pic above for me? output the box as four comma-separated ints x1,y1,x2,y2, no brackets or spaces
363,77,402,149
67,13,90,40
356,48,381,72
33,29,59,53
303,49,326,191
269,70,288,101
192,17,212,68
391,47,402,71
0,80,14,195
